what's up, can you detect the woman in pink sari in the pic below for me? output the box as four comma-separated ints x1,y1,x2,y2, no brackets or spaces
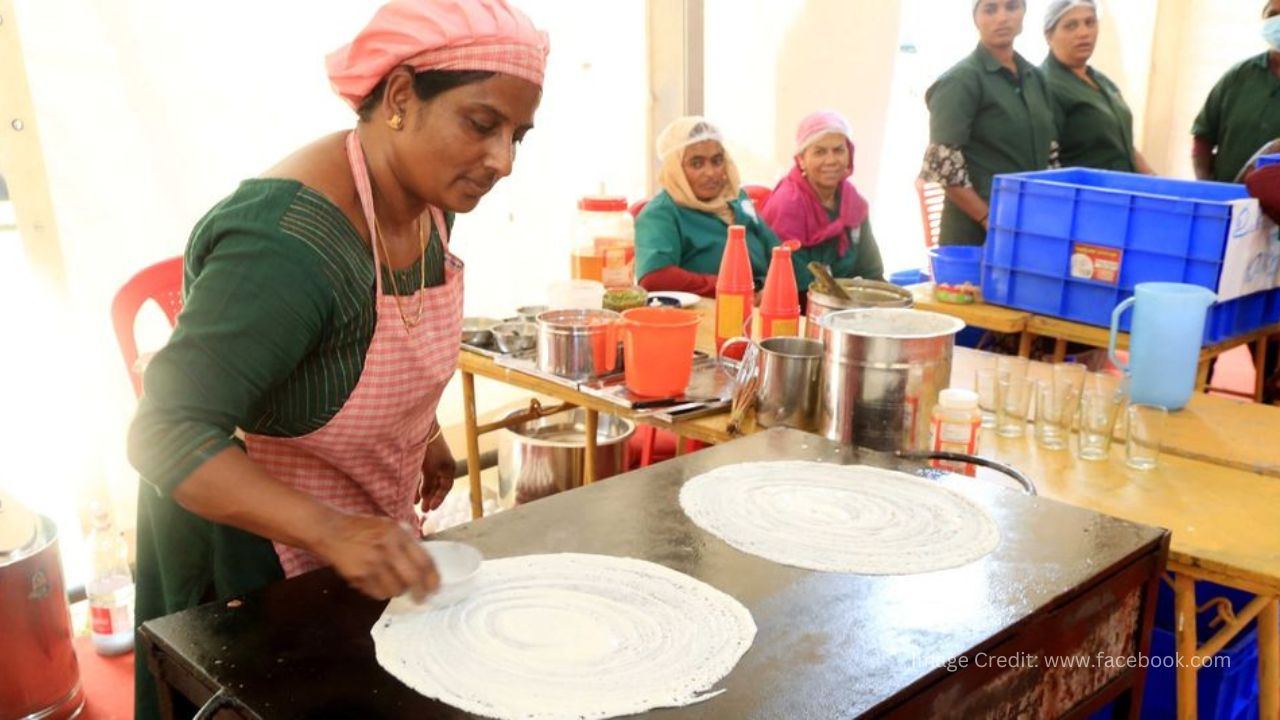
762,110,885,292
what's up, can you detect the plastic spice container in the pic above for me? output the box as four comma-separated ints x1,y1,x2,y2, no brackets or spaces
572,197,635,288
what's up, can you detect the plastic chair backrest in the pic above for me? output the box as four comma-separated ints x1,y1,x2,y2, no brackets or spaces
915,178,945,251
628,199,648,218
743,184,772,210
111,256,184,397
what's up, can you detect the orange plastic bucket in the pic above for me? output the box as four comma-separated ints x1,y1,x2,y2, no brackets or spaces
621,307,701,397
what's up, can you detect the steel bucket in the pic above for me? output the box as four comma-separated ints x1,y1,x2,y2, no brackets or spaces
818,308,964,452
0,514,85,720
805,278,913,339
498,409,635,507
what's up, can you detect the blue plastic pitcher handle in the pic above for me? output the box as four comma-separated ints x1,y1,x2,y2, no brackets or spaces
1108,297,1136,372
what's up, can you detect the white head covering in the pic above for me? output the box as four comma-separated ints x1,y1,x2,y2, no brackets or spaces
1044,0,1097,33
656,116,725,162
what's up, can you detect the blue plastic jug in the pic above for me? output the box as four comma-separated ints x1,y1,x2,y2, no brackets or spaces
1108,282,1215,410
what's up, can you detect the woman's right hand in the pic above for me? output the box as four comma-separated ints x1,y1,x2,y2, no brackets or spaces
314,513,439,601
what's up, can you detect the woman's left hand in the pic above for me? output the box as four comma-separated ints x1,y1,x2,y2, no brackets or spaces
418,432,456,513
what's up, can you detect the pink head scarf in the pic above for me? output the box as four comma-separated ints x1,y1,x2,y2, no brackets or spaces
761,110,870,257
326,0,550,110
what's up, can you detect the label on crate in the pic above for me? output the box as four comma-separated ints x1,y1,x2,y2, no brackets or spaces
1218,200,1280,301
1070,243,1122,284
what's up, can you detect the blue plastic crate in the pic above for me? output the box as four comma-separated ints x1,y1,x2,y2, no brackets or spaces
982,168,1268,345
1258,153,1280,169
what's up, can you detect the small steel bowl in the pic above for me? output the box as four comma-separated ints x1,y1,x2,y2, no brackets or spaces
461,317,500,346
492,321,538,354
515,305,549,322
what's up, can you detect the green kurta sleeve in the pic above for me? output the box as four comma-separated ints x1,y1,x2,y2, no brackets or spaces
928,66,981,149
1191,54,1280,183
128,207,335,494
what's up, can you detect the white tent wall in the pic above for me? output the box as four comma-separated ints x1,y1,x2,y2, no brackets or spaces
7,0,646,554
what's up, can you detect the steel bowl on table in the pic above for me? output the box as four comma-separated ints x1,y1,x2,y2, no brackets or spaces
461,317,501,346
492,322,538,354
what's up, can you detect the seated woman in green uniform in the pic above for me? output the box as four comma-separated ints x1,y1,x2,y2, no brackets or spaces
1041,0,1154,174
636,116,778,297
761,110,885,292
921,0,1059,246
126,1,547,717
1193,0,1280,183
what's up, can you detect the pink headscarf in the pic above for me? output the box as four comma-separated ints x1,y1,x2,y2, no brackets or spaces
326,0,550,110
761,111,870,257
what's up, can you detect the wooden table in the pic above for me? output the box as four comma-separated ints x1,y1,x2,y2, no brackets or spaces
910,281,1280,402
457,309,1280,720
907,283,1036,355
140,430,1169,720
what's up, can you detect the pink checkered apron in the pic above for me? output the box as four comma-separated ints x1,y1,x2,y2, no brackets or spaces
244,131,464,577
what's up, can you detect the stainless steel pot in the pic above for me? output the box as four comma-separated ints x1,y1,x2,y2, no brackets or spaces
818,308,964,452
498,409,635,507
536,309,621,380
805,279,913,339
0,514,85,720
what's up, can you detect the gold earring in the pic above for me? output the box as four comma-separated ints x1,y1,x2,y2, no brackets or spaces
387,113,404,131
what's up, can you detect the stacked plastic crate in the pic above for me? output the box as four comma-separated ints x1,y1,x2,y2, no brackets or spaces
981,169,1280,345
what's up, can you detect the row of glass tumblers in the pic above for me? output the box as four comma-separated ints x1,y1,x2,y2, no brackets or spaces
974,356,1168,471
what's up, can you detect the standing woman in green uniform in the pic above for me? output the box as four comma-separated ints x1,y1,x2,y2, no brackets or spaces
635,116,778,297
921,0,1060,246
1041,0,1154,174
1192,0,1280,183
126,1,548,717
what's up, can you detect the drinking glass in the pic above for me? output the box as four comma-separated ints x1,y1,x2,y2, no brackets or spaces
1125,404,1168,470
996,376,1035,438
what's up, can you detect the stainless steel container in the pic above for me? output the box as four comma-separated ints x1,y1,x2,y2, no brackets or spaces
818,308,964,452
0,515,85,720
756,337,823,431
805,279,914,339
498,409,635,507
536,309,621,380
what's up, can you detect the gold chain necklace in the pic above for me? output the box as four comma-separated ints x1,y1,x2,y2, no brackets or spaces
373,214,429,328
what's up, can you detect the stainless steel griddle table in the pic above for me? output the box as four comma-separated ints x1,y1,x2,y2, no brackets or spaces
141,429,1169,719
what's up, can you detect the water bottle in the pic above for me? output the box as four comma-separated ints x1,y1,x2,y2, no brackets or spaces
87,505,135,656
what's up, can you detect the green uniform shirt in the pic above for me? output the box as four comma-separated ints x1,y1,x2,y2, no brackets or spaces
1042,54,1137,172
1193,52,1280,184
927,44,1059,246
130,178,447,720
635,189,778,287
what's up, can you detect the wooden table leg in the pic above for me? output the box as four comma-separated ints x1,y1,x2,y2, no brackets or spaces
675,436,688,457
1195,359,1212,392
1254,338,1269,404
583,409,598,485
1261,597,1279,720
1174,573,1199,720
1017,332,1034,358
461,371,484,519
1051,338,1068,363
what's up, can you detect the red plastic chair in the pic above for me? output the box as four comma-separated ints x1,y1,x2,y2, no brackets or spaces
111,256,184,397
743,184,772,210
628,198,649,218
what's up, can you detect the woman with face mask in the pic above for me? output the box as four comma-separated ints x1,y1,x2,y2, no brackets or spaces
1041,0,1154,174
761,110,885,290
920,0,1059,246
635,117,778,296
1192,0,1280,183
